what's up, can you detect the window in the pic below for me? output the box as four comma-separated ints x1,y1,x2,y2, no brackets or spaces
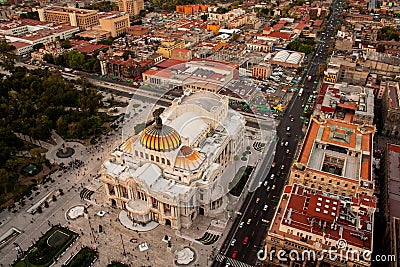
161,158,165,164
140,152,143,158
150,155,154,161
134,151,138,156
337,181,340,185
156,156,160,162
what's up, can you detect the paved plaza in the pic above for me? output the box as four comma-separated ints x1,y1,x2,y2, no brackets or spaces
0,94,271,267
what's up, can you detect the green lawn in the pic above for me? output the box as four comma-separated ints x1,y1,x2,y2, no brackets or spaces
13,226,78,267
229,166,254,197
63,247,97,267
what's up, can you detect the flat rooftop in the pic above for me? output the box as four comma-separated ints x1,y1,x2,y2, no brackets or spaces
388,144,400,218
269,184,375,251
298,117,374,182
144,60,236,89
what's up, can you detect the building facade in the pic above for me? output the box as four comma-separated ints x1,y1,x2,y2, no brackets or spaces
101,90,245,229
38,7,99,30
118,0,144,17
157,41,186,59
252,64,271,79
289,116,375,198
266,183,376,267
382,81,400,137
98,13,130,37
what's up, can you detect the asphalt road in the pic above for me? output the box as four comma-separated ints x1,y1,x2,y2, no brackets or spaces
213,1,345,266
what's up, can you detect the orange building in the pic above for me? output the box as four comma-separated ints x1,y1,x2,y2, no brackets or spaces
206,22,220,35
176,4,209,15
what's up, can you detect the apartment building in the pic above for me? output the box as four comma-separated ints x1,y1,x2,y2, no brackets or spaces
97,12,130,37
252,63,271,79
38,6,99,30
118,0,144,17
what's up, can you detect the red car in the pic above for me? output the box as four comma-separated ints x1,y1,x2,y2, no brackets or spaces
243,236,249,245
232,250,238,259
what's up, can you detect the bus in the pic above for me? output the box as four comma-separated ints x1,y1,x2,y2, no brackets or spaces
298,88,304,96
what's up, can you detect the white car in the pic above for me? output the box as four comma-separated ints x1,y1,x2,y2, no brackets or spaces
231,239,236,246
264,180,268,186
263,205,268,211
239,222,244,228
270,174,275,180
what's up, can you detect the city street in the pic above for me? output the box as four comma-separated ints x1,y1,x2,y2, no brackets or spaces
212,0,345,265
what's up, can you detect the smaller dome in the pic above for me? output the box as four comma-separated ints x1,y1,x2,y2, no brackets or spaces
175,146,205,171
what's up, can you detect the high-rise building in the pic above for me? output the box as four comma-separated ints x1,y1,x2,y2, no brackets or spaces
38,6,99,30
118,0,144,17
97,12,130,37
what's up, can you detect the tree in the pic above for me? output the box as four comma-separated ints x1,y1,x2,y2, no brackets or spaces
33,43,44,50
200,14,208,21
216,6,229,14
316,63,327,77
66,50,85,69
36,206,42,213
376,44,385,53
43,53,54,64
377,26,399,41
231,33,240,42
0,40,16,71
0,168,8,193
85,1,117,12
60,39,72,49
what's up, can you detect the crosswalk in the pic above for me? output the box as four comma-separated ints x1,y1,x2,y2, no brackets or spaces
215,253,255,267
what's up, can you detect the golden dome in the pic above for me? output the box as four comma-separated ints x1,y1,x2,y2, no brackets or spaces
140,118,181,152
175,146,205,171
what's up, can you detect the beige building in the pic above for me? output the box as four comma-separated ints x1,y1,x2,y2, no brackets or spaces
118,0,144,17
38,7,99,30
97,12,130,37
382,81,400,137
252,64,271,79
142,60,236,93
101,90,246,230
157,41,186,59
289,116,376,198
